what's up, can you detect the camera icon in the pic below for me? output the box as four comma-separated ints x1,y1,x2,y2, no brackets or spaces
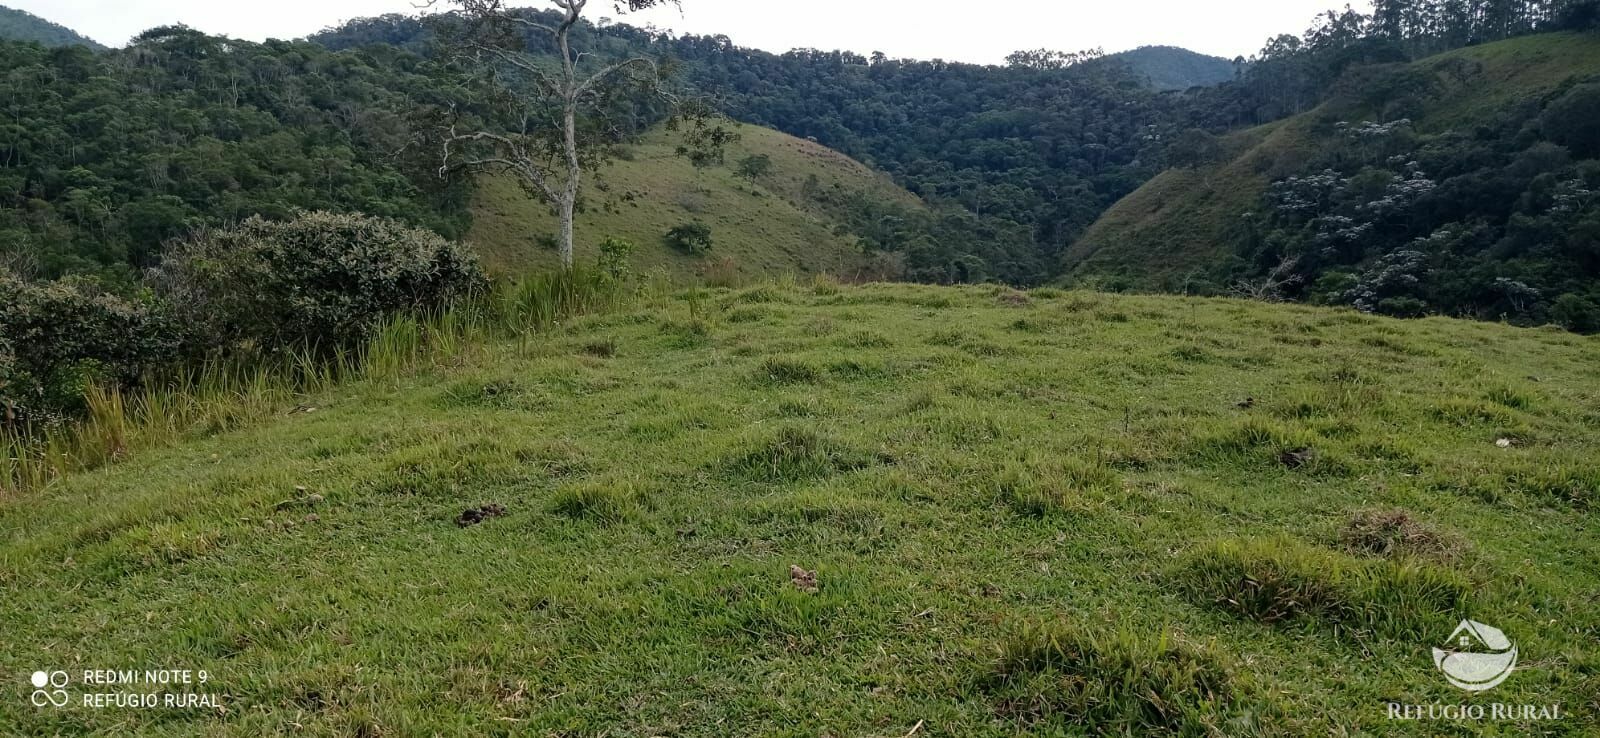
30,670,69,708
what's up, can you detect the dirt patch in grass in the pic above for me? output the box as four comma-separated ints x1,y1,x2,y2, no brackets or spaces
455,503,508,528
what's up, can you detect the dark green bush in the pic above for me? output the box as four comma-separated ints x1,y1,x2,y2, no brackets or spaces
665,221,714,255
153,212,484,352
1552,292,1600,333
1542,83,1600,159
0,272,178,423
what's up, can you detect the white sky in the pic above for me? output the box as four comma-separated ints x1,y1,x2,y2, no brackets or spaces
15,0,1372,63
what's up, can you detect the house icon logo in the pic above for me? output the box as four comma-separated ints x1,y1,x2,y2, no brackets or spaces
1432,620,1517,692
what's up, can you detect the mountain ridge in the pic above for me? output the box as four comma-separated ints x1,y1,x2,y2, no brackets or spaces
0,5,103,49
1108,45,1237,91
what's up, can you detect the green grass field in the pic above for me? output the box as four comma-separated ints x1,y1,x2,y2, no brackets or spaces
3,282,1598,735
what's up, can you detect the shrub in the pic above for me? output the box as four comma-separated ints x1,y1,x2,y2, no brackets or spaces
665,221,714,255
153,212,484,353
1551,293,1600,333
0,272,179,423
597,236,635,283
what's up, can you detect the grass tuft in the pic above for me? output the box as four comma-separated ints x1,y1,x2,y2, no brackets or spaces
549,479,646,524
1340,509,1467,561
726,426,874,483
980,622,1266,735
988,457,1117,518
756,356,825,384
1172,537,1468,639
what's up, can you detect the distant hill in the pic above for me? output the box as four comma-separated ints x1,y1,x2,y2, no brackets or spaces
1109,46,1237,91
470,122,924,283
1065,31,1600,329
0,5,103,49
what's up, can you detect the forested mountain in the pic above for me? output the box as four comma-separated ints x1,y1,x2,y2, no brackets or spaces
313,15,1218,285
0,23,916,289
1108,46,1237,91
0,28,470,285
0,5,103,49
1070,30,1600,330
5,0,1600,313
309,0,1600,294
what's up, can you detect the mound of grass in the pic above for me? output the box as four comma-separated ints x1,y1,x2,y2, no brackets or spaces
1172,537,1469,639
549,479,648,524
1339,509,1467,562
981,622,1268,735
756,356,825,384
1188,418,1351,476
1434,459,1598,508
725,426,875,483
987,457,1118,518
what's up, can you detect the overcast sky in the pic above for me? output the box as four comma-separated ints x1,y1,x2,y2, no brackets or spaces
16,0,1372,63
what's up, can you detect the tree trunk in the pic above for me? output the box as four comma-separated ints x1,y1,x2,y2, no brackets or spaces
557,5,582,271
559,187,576,270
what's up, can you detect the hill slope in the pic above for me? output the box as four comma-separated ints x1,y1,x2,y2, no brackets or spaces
469,122,923,282
1109,45,1236,91
4,282,1598,735
1066,31,1600,326
0,5,102,49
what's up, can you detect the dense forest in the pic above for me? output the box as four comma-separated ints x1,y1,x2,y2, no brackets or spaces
0,28,470,285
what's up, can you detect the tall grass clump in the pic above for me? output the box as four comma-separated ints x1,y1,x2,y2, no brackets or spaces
1171,537,1469,640
2,267,631,495
726,426,875,483
980,622,1269,735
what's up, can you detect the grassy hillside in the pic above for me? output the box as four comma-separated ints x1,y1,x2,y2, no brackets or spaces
469,123,922,283
1066,31,1600,291
0,5,103,49
4,282,1598,735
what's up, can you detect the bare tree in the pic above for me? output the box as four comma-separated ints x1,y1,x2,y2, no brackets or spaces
1230,256,1303,302
432,0,680,270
